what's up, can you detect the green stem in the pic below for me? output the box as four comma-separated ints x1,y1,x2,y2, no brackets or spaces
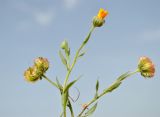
64,109,66,117
42,75,58,89
62,26,95,117
68,99,74,117
77,70,139,117
63,26,95,89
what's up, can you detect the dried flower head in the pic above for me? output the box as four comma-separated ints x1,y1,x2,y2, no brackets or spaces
34,57,49,73
138,56,155,78
24,66,42,83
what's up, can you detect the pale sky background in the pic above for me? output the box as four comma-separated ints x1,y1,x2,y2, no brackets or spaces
0,0,160,117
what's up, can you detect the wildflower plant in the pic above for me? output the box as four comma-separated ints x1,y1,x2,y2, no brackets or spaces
24,8,155,117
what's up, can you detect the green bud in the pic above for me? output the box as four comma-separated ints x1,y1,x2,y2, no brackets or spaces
60,40,70,57
61,40,68,50
92,16,105,27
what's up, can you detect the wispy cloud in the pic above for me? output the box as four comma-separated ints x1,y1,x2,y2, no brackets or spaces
141,29,160,41
33,10,55,26
63,0,79,9
6,0,80,31
11,1,55,30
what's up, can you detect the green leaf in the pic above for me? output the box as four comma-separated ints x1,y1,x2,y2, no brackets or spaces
62,91,68,114
63,76,81,93
84,103,98,116
117,71,130,81
56,77,63,94
83,31,92,45
78,51,85,58
65,47,70,57
60,112,63,117
103,81,121,93
59,50,68,68
94,80,99,98
96,80,99,92
67,99,74,117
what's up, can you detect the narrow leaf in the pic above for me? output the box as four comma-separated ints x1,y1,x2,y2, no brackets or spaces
96,80,99,92
103,81,121,94
64,79,78,92
60,112,63,117
117,71,130,81
56,77,63,94
83,31,92,45
85,103,98,116
94,80,99,98
67,99,74,117
59,50,68,68
63,76,81,93
78,52,85,58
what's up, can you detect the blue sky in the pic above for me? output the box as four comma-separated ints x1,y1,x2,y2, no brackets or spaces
0,0,160,117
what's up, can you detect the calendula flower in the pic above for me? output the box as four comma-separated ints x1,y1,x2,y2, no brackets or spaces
24,57,49,83
34,57,49,73
93,8,109,27
97,8,109,19
138,56,155,78
24,66,42,83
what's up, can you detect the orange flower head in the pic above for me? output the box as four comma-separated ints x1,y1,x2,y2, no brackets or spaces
97,8,109,19
138,56,155,78
93,8,108,27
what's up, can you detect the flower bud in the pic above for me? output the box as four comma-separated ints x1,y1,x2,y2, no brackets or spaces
61,40,68,50
24,66,42,83
34,57,49,73
93,8,108,27
92,16,105,27
60,40,70,57
138,56,155,78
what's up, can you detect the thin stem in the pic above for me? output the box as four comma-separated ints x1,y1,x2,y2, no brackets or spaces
68,99,74,117
62,26,95,117
63,26,95,89
64,109,66,117
42,75,58,89
77,70,139,117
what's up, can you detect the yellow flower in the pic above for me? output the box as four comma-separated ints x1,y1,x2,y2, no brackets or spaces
34,57,49,73
93,8,108,27
24,57,49,83
138,56,155,78
97,8,109,19
24,66,42,83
